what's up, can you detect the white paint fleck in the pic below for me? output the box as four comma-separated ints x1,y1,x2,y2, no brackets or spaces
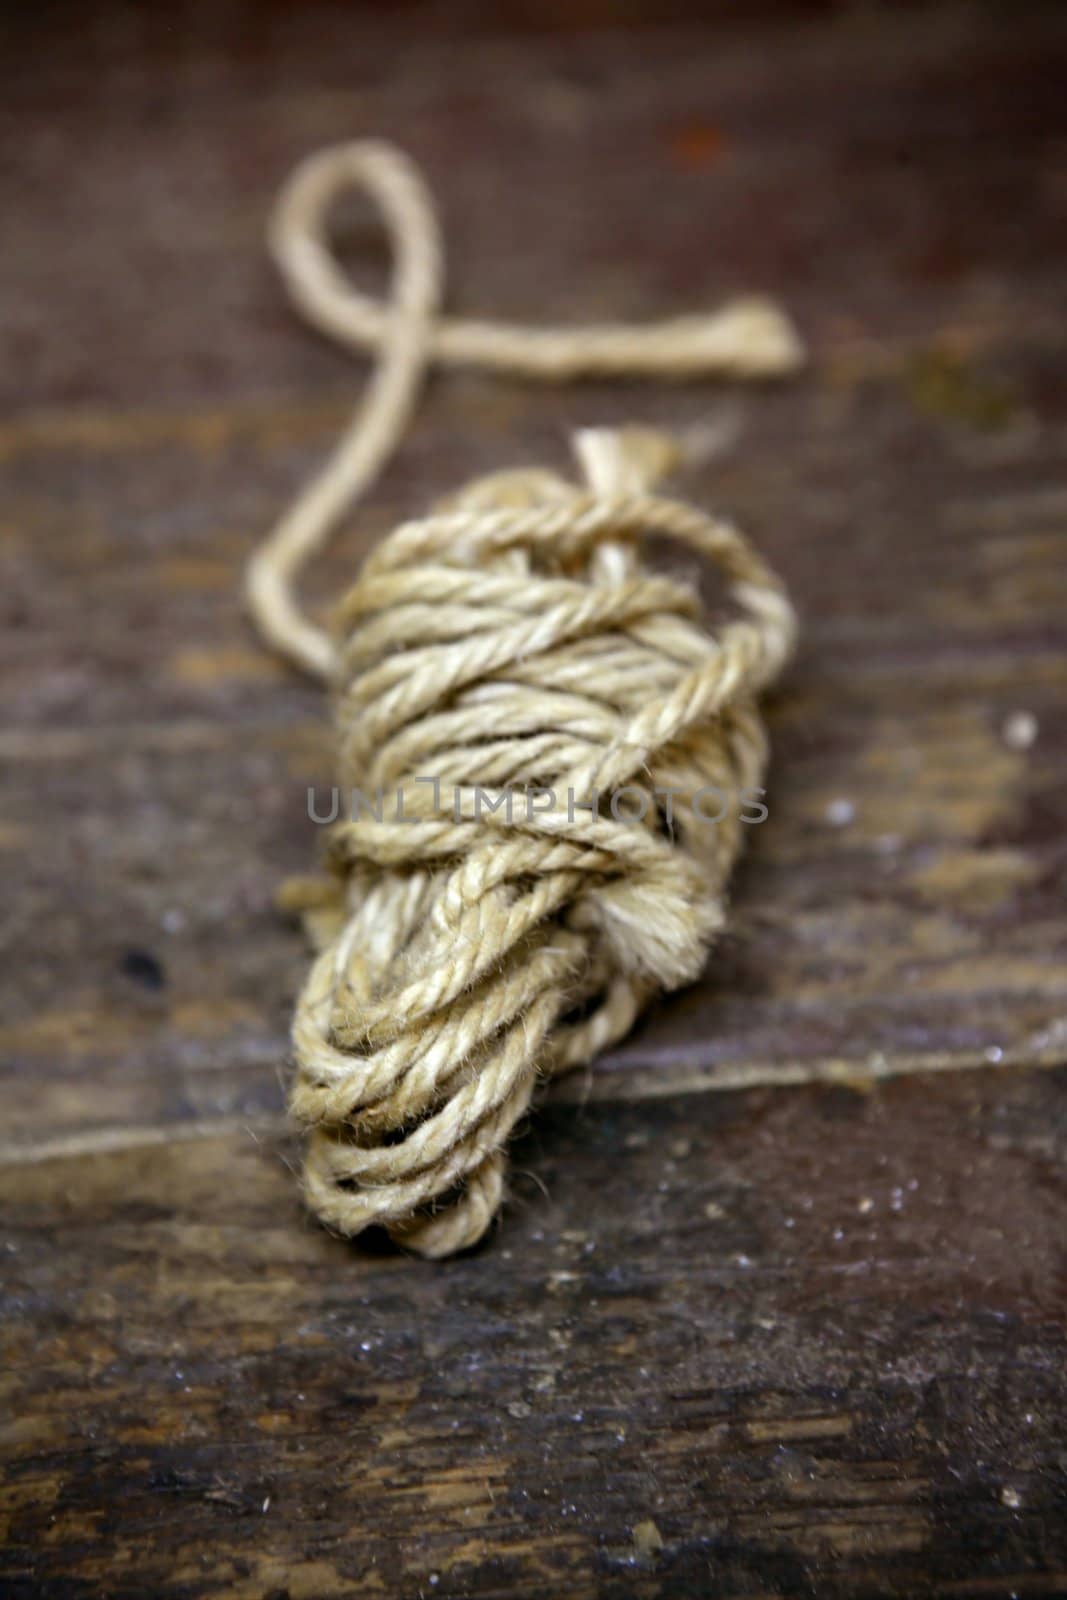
1002,711,1037,750
825,797,855,827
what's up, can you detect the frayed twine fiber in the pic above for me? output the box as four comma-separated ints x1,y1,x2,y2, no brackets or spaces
246,141,801,1256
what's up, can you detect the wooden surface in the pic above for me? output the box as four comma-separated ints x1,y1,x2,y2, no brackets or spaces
2,3,1066,1594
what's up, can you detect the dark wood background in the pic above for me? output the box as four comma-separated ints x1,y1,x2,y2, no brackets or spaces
2,3,1065,1595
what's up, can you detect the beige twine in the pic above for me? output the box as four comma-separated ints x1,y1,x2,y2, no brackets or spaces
246,140,801,1256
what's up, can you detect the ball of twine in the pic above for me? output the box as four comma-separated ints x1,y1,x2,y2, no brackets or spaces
246,141,799,1256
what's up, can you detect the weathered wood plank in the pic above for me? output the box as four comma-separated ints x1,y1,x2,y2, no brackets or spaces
2,2,1066,1594
2,1068,1066,1596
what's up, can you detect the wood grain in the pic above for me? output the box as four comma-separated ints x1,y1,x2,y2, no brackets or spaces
1,2,1066,1594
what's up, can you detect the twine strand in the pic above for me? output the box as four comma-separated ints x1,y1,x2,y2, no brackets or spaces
246,139,800,1256
246,139,802,679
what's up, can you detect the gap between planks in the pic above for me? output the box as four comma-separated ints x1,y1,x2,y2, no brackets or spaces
0,1044,1061,1170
